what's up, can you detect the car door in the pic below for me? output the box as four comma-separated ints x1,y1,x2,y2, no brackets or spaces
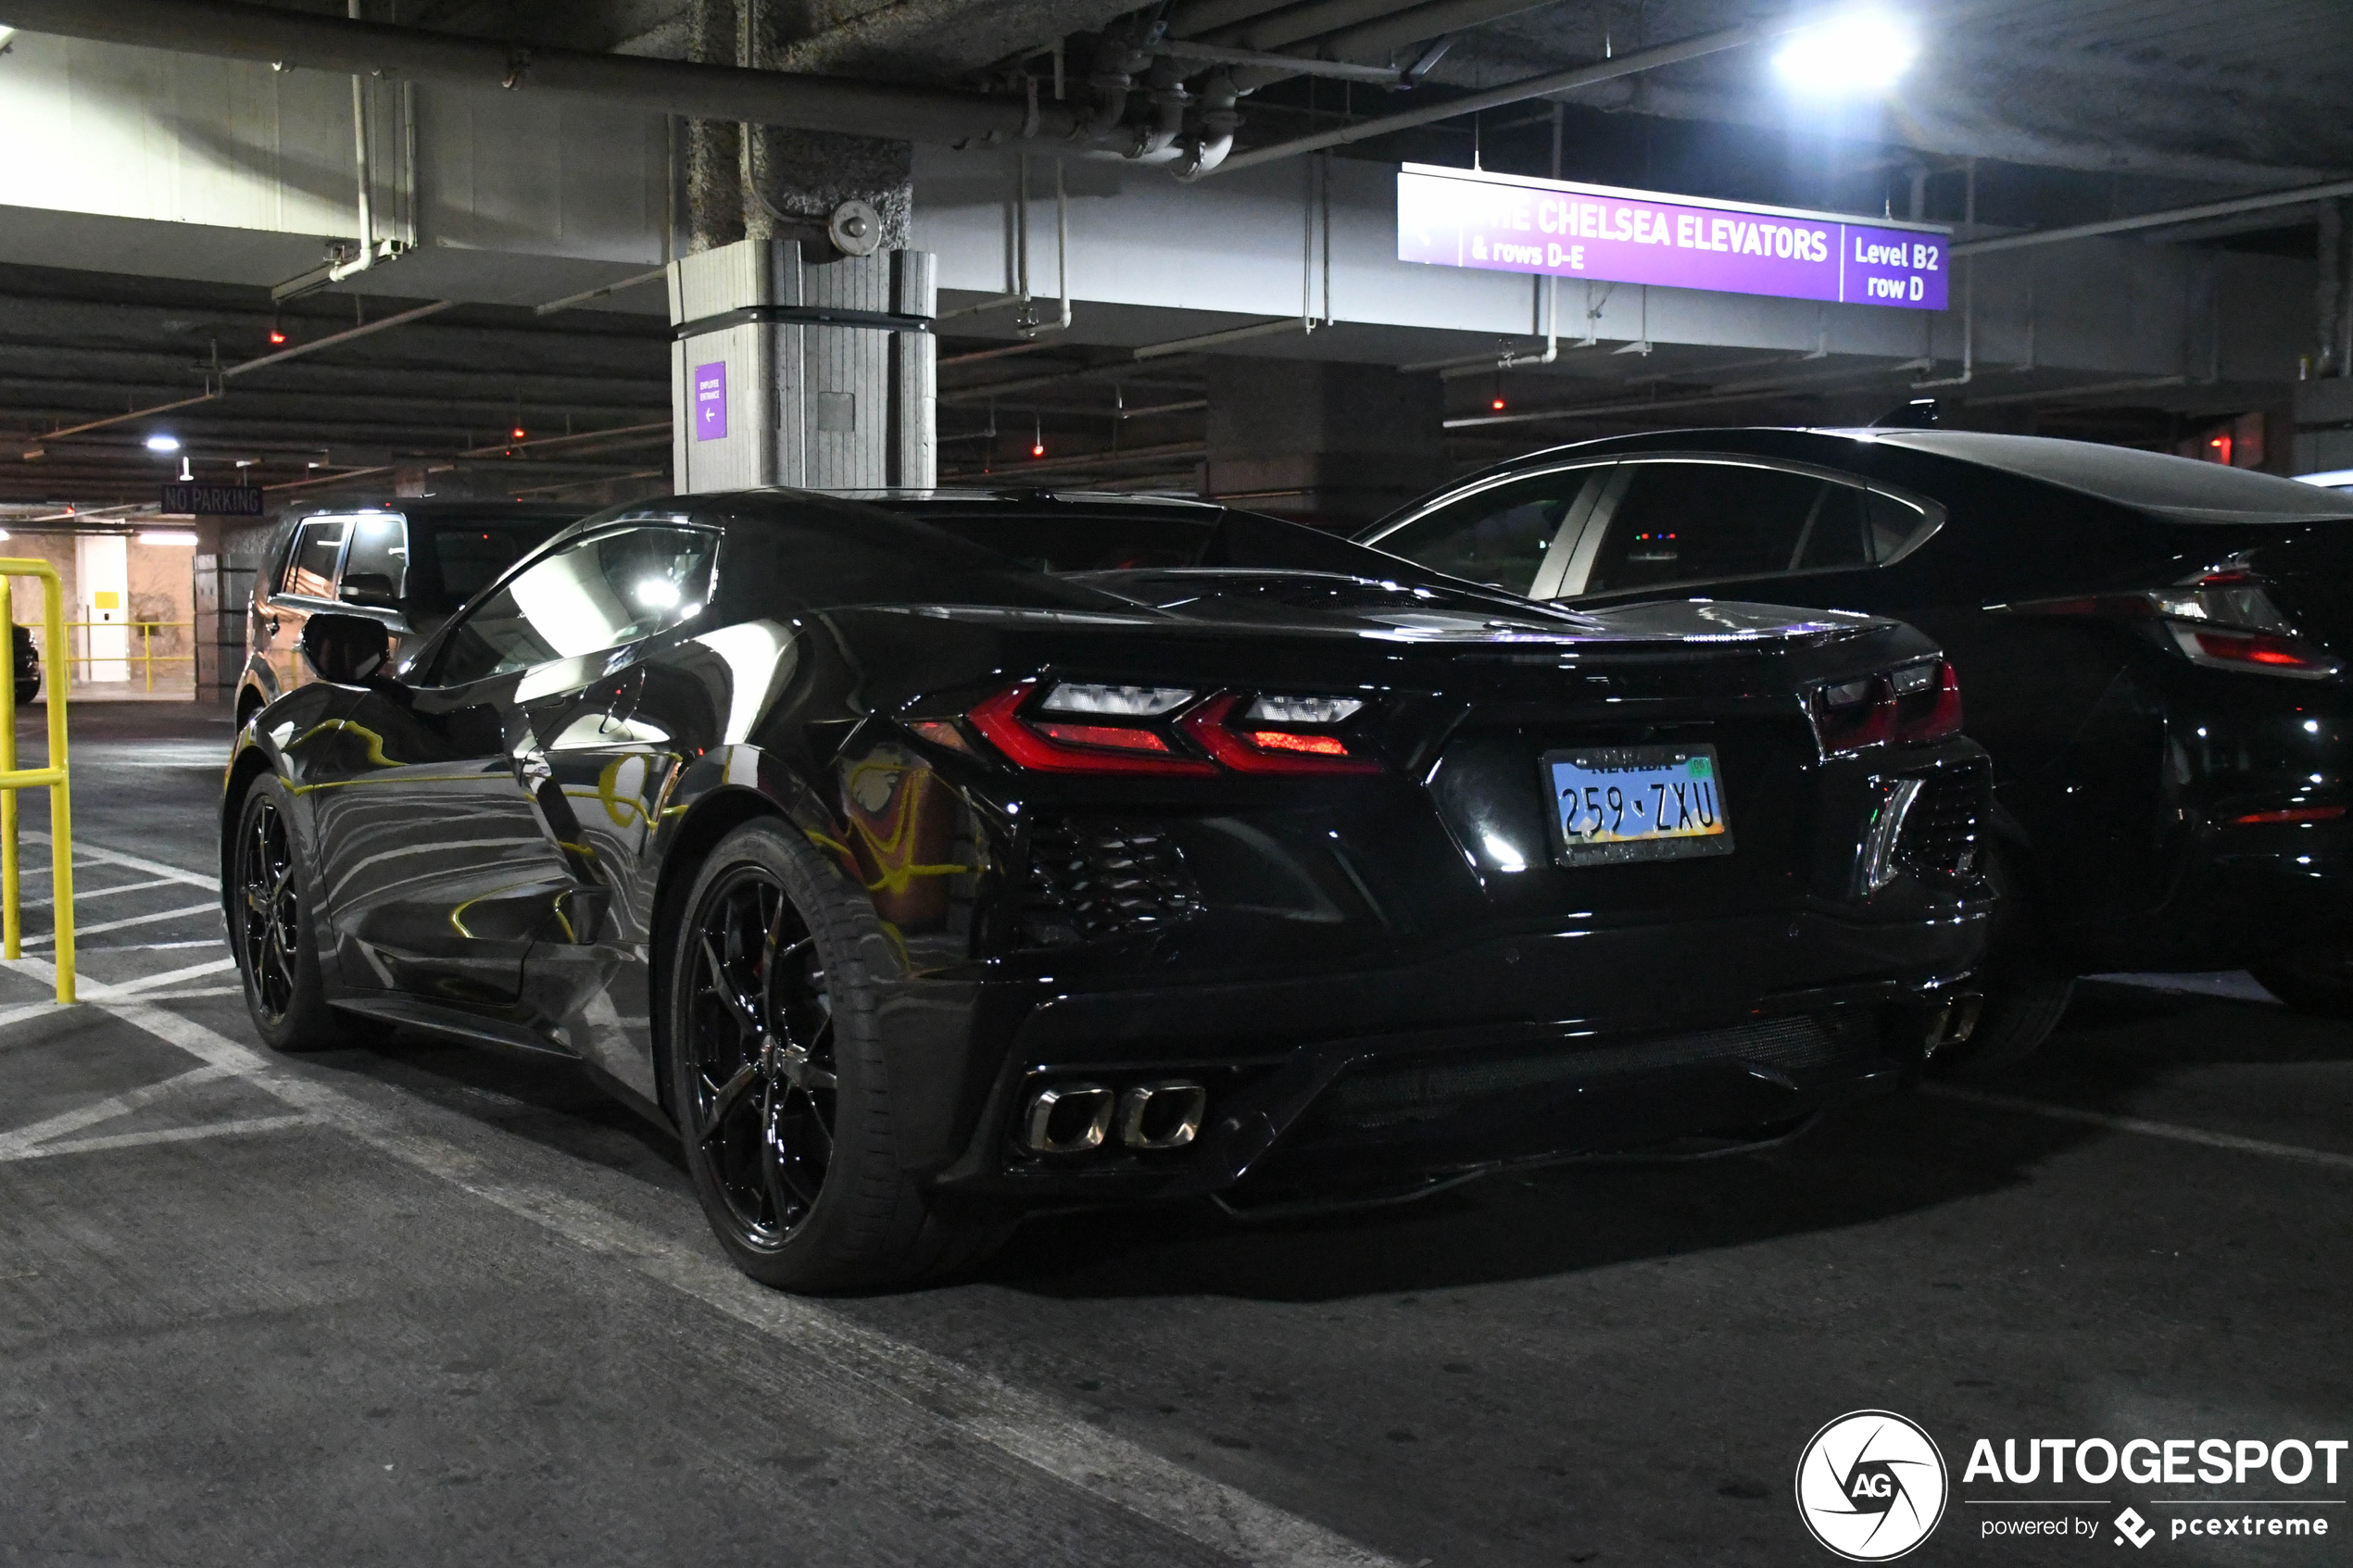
1359,461,1616,598
309,521,717,1013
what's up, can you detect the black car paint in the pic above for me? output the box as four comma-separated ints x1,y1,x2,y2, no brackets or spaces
225,490,1991,1210
1365,430,2353,973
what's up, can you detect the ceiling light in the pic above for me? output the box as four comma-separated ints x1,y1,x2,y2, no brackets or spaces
141,531,199,546
145,433,182,453
1771,10,1919,94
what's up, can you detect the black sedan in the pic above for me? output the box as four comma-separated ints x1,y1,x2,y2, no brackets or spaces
222,490,1991,1291
1362,429,2353,1061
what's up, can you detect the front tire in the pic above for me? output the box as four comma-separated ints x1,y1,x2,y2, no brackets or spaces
231,776,343,1052
666,820,1004,1293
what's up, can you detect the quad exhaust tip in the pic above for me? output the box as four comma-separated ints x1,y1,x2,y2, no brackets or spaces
1022,1078,1206,1154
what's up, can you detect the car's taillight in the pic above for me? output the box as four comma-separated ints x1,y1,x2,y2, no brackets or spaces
1809,659,1961,758
1999,572,2344,680
961,682,1378,776
965,682,1214,775
1177,693,1379,774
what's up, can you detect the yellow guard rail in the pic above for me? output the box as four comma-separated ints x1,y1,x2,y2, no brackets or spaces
0,560,74,1003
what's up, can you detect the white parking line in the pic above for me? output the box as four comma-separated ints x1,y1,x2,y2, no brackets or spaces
1926,1085,2353,1173
0,955,241,1031
19,876,184,909
24,832,220,893
21,901,220,947
3,1114,316,1160
94,1000,1403,1568
0,1062,233,1156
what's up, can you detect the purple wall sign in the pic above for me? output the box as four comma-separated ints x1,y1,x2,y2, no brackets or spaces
693,360,728,442
1397,165,1948,311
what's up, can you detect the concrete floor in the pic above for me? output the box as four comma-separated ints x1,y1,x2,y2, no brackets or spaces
2,704,2347,1566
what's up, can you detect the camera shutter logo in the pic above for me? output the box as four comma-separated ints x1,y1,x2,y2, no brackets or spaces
1794,1410,1949,1561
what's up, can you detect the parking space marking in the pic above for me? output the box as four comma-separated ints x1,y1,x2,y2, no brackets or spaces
22,831,220,892
20,901,221,947
94,999,1403,1568
1927,1085,2353,1172
3,1113,317,1161
0,1062,235,1157
19,875,184,909
0,955,241,1031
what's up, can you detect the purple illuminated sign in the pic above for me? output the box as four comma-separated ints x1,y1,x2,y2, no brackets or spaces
1397,165,1948,311
693,360,728,442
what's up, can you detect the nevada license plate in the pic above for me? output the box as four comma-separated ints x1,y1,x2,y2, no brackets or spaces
1541,745,1735,867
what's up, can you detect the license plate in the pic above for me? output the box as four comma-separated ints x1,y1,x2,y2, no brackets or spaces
1541,745,1735,867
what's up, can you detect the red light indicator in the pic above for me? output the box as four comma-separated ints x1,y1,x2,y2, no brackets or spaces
1031,442,1046,458
268,329,287,345
511,425,527,441
1491,396,1507,411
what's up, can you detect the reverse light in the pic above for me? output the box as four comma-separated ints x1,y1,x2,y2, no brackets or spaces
1244,695,1364,725
1810,659,1961,758
1040,683,1194,717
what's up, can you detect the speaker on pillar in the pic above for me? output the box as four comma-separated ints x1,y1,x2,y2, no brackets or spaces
669,238,937,495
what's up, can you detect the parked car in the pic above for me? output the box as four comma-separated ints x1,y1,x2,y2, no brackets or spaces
222,488,1991,1291
235,502,582,724
1361,428,2353,1060
12,622,35,708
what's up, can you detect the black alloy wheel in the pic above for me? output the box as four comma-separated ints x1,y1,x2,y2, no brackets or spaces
239,795,303,1025
231,778,342,1052
683,862,839,1248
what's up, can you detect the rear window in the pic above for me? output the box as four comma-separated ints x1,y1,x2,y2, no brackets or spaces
897,510,1218,572
419,521,573,615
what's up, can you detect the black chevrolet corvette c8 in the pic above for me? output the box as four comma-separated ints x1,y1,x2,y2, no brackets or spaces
222,489,1992,1292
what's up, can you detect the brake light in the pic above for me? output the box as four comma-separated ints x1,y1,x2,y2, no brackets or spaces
1999,574,2342,680
1177,693,1379,774
1808,660,1960,758
965,683,1214,775
2232,804,2345,825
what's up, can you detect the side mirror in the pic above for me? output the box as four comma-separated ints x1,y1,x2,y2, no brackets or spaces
339,571,400,609
302,612,393,685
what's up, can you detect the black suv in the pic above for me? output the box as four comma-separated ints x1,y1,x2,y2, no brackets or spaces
237,502,580,724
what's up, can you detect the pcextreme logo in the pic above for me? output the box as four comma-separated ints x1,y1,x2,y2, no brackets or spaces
1795,1410,1951,1561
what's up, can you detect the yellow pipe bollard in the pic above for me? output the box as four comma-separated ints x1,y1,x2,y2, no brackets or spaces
0,560,73,1004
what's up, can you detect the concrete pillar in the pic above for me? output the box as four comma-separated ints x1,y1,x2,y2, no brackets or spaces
1202,359,1447,529
193,516,275,709
2319,198,2353,381
673,0,931,493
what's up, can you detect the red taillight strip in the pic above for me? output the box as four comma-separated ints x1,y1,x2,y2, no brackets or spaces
965,683,1215,775
1178,694,1380,774
2232,805,2346,825
1811,660,1962,757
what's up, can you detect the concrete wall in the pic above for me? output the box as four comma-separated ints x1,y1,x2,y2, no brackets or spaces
2,533,199,697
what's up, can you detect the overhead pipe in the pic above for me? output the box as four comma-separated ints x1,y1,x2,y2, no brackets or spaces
1203,16,1810,175
0,0,1081,146
1951,173,2353,257
1173,71,1241,181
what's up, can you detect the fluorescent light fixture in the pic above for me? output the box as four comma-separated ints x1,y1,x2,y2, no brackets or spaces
145,433,182,453
0,530,11,542
2294,468,2353,491
0,27,17,49
1771,10,1919,93
141,530,199,546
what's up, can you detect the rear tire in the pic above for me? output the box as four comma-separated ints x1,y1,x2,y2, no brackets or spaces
1933,841,2075,1073
230,776,346,1053
665,819,1008,1293
2248,947,2353,1017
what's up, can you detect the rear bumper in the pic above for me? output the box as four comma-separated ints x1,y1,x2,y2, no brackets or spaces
901,896,1990,1205
2089,822,2353,971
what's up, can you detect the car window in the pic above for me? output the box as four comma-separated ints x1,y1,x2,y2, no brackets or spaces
1582,462,1864,594
1370,469,1601,595
338,513,409,605
1867,490,1938,564
423,523,570,616
430,526,718,687
280,520,348,600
